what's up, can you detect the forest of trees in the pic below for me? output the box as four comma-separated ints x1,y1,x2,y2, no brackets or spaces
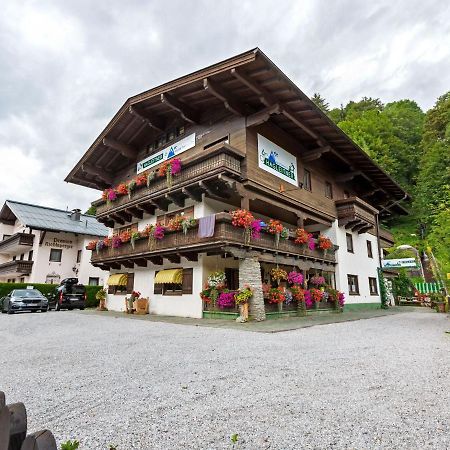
311,91,450,284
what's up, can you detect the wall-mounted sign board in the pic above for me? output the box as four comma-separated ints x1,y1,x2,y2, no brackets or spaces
257,134,298,186
136,133,196,174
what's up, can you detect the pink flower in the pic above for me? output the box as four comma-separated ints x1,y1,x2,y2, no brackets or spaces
171,158,182,175
107,189,117,201
338,292,345,307
308,237,316,251
288,271,303,285
153,225,165,240
251,220,262,239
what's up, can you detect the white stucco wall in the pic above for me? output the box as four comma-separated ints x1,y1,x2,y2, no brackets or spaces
325,221,381,304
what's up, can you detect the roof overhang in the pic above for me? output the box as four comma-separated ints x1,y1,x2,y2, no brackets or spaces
66,48,409,207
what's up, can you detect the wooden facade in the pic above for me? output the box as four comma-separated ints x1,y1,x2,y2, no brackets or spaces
66,48,406,316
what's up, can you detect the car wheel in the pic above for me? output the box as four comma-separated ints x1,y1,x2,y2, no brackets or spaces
41,308,47,313
68,307,73,311
31,310,37,313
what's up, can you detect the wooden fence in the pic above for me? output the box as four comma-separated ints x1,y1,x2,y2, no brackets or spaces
0,391,57,450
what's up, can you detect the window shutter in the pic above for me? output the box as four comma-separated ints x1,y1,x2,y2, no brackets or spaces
126,273,135,294
182,268,193,294
108,285,114,294
154,272,162,294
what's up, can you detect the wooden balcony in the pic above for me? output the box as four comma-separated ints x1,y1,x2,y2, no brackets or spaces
90,213,337,270
0,233,34,256
335,197,377,233
93,144,244,227
0,260,34,277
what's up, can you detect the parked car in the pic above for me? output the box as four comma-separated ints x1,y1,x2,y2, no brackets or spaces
1,289,48,314
47,278,86,311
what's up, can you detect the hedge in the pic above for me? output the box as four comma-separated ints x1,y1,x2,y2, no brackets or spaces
0,283,102,308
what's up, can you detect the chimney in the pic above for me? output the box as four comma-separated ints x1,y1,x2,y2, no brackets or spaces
69,209,81,222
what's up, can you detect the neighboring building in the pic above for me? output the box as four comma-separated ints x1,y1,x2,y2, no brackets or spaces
0,200,108,286
65,48,407,318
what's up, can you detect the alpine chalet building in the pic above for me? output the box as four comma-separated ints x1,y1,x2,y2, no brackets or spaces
66,49,405,319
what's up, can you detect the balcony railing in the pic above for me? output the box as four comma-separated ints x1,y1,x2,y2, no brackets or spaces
90,213,336,267
0,233,34,256
93,144,244,220
0,260,34,277
335,197,377,233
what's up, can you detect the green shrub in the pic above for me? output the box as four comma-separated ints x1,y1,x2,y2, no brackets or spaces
0,283,102,308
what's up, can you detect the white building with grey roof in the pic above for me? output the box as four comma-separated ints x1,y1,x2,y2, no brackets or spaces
0,200,108,285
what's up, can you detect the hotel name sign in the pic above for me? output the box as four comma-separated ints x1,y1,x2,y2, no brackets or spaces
136,133,196,174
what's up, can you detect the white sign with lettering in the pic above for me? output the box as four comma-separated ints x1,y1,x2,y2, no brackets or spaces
382,258,418,269
257,134,298,186
136,133,196,174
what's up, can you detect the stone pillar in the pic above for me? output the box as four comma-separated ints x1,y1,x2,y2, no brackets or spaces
239,257,265,321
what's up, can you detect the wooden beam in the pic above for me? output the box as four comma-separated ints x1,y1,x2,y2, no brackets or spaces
336,171,363,183
125,207,143,220
115,210,132,223
203,78,246,116
181,252,198,262
182,187,202,202
344,219,363,230
135,258,148,267
166,254,181,264
122,260,134,268
302,146,331,162
148,256,163,265
136,202,156,215
357,224,373,234
246,103,281,127
161,93,199,124
231,67,277,106
110,262,121,270
81,164,113,185
165,193,185,208
102,137,137,160
198,180,216,197
128,105,165,132
109,214,124,225
150,198,169,212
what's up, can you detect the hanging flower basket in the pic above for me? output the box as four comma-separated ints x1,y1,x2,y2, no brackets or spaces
294,228,311,245
116,183,128,196
235,285,253,305
268,287,286,304
310,275,325,287
217,291,236,309
158,158,182,188
287,271,303,285
130,231,141,249
230,209,255,245
318,235,333,252
270,267,288,284
267,219,289,247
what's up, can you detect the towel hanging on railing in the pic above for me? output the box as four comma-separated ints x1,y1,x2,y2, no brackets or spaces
198,215,215,238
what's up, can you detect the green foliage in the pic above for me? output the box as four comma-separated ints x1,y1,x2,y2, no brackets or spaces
230,434,239,444
0,283,102,308
85,205,97,215
311,93,330,113
377,268,388,309
61,441,79,450
392,270,415,298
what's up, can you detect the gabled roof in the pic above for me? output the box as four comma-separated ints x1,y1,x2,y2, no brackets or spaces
0,200,108,237
66,48,408,207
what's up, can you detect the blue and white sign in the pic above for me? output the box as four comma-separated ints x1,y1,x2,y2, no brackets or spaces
382,258,418,269
136,133,196,174
257,134,298,186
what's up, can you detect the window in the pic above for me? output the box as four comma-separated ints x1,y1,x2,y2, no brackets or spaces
12,255,16,261
126,273,135,294
88,277,99,286
344,191,350,199
347,275,359,295
157,206,194,226
49,248,62,262
225,268,239,290
346,233,354,253
369,277,378,295
20,277,25,283
28,250,33,261
303,169,312,191
367,240,373,258
46,274,60,284
77,249,82,263
325,182,333,199
20,253,24,261
154,268,193,295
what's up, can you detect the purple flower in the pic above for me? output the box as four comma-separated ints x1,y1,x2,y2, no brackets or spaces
287,271,303,285
217,291,236,309
153,225,165,240
310,276,325,286
304,290,313,308
111,235,122,248
251,220,262,239
338,292,345,307
107,189,117,201
308,237,316,251
171,158,182,175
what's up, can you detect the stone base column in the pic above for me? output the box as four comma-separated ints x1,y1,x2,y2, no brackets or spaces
239,257,265,321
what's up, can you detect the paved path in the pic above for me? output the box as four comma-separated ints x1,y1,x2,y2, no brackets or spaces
1,309,449,449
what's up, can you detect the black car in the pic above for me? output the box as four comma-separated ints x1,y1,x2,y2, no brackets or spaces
1,289,48,314
48,278,86,311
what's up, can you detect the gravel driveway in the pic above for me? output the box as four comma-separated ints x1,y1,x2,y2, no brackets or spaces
1,309,449,449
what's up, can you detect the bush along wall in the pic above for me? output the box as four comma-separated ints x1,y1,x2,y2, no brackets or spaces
0,283,102,308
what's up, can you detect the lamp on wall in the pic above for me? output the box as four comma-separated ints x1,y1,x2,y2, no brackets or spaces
72,266,79,275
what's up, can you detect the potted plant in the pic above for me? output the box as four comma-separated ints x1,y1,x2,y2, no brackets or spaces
95,288,108,311
235,285,253,322
125,290,141,313
134,296,149,315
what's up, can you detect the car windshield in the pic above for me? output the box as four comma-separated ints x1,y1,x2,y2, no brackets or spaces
13,289,43,298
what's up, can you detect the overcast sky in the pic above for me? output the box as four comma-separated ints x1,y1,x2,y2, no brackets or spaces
1,0,449,212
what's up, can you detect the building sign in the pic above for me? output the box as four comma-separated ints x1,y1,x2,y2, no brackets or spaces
44,238,73,249
136,133,196,174
257,134,298,186
382,258,418,269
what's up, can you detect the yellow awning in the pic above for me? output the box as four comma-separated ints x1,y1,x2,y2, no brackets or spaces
154,269,183,284
107,273,128,286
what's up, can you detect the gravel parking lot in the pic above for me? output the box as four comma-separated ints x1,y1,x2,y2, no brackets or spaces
1,309,449,449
